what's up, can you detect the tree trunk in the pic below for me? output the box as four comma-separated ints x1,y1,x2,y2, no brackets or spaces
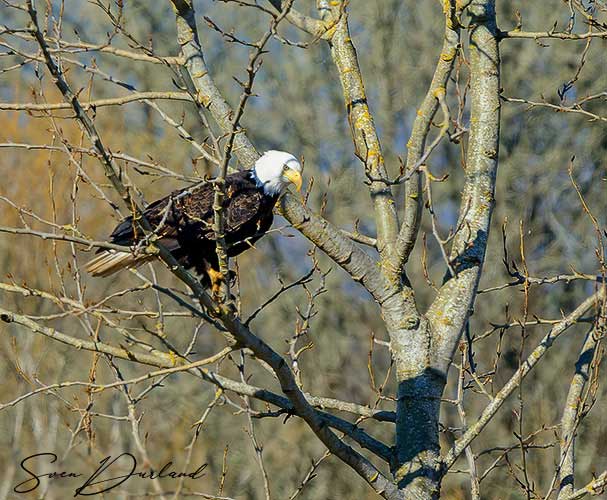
394,368,445,498
383,296,444,498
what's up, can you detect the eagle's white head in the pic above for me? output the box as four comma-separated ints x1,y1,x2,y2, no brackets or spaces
253,150,303,196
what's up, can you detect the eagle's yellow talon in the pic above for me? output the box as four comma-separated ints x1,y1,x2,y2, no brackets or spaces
207,268,224,297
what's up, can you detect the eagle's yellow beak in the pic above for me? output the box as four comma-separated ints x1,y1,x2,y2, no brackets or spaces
283,168,303,192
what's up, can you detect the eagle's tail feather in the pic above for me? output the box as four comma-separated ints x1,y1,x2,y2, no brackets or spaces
85,251,152,277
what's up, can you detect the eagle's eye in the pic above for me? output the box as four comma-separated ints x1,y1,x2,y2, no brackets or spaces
282,164,288,172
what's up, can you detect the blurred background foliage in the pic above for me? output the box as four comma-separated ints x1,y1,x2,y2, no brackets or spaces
0,1,606,498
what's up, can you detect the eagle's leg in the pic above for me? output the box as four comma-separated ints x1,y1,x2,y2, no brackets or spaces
207,267,224,297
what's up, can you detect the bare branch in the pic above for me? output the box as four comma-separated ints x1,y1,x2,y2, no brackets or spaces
265,0,326,37
556,324,605,498
396,0,461,268
324,2,400,269
502,95,607,122
427,0,501,375
561,471,607,500
499,30,607,40
443,289,605,469
0,91,192,111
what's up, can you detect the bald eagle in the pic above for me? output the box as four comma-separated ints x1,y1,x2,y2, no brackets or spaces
85,151,302,292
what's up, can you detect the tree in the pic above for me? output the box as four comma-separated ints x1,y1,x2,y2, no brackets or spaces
0,0,605,498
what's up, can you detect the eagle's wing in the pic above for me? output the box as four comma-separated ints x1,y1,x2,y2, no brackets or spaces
226,188,266,233
174,182,215,241
178,174,266,242
108,172,261,246
85,172,263,277
107,192,187,252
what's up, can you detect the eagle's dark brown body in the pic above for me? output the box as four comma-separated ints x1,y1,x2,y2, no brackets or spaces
86,170,278,286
